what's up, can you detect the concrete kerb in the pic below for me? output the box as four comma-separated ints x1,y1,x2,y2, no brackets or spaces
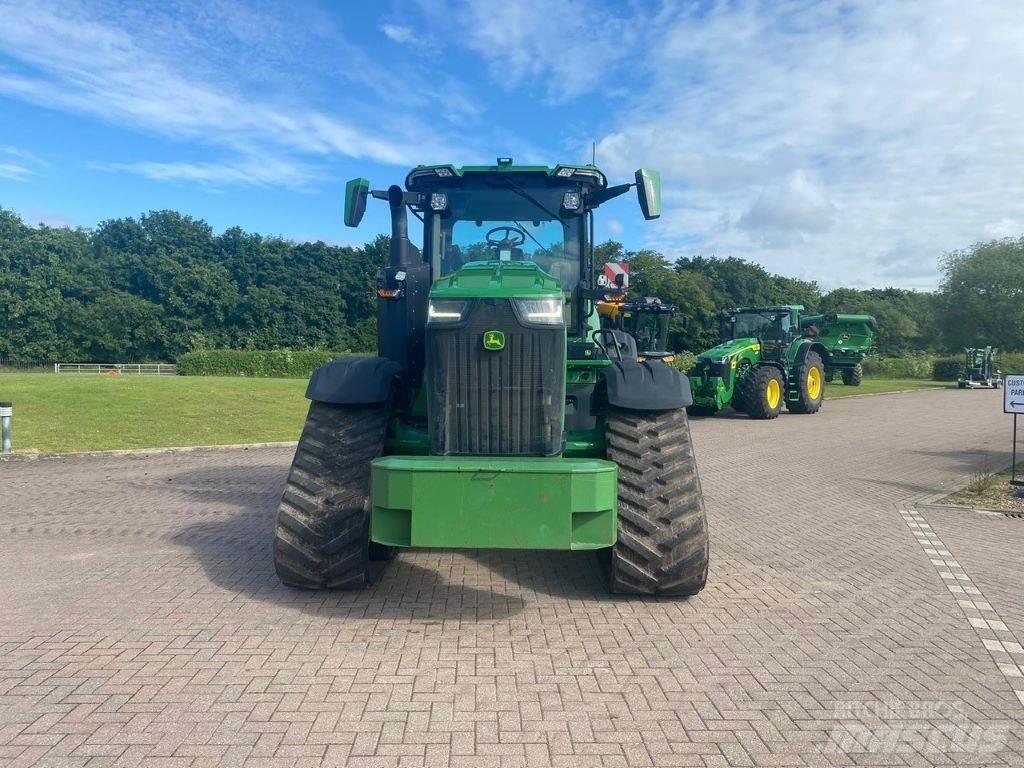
0,440,298,462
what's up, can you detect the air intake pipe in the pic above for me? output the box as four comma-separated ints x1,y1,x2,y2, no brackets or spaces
377,185,429,392
387,185,418,267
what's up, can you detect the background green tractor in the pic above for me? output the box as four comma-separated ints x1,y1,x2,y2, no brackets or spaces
689,306,824,419
958,346,1002,388
272,159,709,596
688,306,875,419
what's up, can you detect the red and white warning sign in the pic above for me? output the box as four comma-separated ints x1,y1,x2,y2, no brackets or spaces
603,262,629,288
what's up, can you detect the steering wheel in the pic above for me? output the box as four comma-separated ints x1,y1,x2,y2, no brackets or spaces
485,226,527,248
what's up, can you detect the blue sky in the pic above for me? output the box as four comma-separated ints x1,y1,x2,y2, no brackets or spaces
2,1,1023,289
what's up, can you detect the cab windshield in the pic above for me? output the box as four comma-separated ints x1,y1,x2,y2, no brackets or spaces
730,311,791,341
623,311,671,353
427,185,583,292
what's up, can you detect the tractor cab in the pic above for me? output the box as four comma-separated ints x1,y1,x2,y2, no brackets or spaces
619,297,678,361
724,306,803,355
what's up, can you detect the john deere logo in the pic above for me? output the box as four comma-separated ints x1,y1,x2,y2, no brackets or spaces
483,330,505,351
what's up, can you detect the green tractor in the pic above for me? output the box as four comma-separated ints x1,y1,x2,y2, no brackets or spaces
689,306,876,419
273,159,709,596
958,346,1002,389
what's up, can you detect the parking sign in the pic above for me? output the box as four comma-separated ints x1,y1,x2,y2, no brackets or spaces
1005,374,1024,414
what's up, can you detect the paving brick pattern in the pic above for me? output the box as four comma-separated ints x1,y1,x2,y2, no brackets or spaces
1,388,1022,766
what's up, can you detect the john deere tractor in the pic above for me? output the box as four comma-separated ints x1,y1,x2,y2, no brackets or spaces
272,159,709,596
598,296,679,362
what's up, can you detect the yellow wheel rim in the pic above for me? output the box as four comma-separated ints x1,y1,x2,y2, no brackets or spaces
807,366,822,399
766,378,781,409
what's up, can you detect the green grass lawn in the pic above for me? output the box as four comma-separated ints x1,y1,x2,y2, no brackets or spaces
825,378,952,399
0,372,954,454
0,373,309,453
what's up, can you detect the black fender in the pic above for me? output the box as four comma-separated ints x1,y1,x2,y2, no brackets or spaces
601,359,693,410
305,356,400,405
794,340,829,367
757,359,788,381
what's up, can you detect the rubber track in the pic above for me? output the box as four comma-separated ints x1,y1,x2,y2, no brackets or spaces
606,409,710,596
272,402,387,589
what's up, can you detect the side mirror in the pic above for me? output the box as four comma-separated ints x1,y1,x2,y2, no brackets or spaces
634,168,661,220
344,178,370,227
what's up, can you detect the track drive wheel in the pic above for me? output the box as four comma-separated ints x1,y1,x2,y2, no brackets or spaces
738,365,785,419
273,401,390,590
605,408,710,596
787,351,825,414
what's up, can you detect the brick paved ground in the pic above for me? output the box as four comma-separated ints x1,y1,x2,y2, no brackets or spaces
1,387,1022,767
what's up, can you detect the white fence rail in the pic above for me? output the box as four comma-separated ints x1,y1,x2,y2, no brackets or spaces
54,363,177,376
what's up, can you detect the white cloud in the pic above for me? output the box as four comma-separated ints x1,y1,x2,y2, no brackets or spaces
381,24,415,44
99,155,320,188
0,145,47,180
606,219,624,236
592,0,1024,289
0,0,468,187
445,0,653,103
0,162,31,180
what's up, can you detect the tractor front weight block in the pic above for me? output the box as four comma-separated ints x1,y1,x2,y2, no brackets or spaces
370,456,618,550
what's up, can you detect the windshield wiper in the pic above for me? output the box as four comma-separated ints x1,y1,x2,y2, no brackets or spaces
511,219,555,257
490,179,563,222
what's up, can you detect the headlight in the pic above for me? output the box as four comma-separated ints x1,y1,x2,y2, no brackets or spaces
512,297,564,325
427,299,469,323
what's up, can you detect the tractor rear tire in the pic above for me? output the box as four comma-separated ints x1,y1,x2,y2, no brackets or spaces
273,401,388,590
787,351,825,414
738,366,784,419
841,364,863,386
606,408,709,597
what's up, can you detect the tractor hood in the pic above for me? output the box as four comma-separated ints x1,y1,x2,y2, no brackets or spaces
696,337,761,361
430,260,563,299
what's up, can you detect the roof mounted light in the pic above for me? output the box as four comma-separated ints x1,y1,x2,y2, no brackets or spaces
556,167,575,178
497,157,513,167
562,191,582,211
435,167,453,177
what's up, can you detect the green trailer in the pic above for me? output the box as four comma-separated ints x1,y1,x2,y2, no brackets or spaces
800,312,877,386
688,306,876,419
272,159,709,596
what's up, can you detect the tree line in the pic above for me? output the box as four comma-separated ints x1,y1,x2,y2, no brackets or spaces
1,207,1021,362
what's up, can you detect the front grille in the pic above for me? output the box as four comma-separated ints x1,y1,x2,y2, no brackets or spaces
427,299,564,456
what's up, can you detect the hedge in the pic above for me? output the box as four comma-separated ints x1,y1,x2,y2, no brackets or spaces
670,350,698,374
932,352,1024,381
860,353,935,380
176,349,348,377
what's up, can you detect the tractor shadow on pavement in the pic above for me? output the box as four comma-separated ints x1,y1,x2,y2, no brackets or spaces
166,461,698,613
168,463,531,622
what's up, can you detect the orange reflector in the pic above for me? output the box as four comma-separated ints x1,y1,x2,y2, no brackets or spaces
377,289,400,298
